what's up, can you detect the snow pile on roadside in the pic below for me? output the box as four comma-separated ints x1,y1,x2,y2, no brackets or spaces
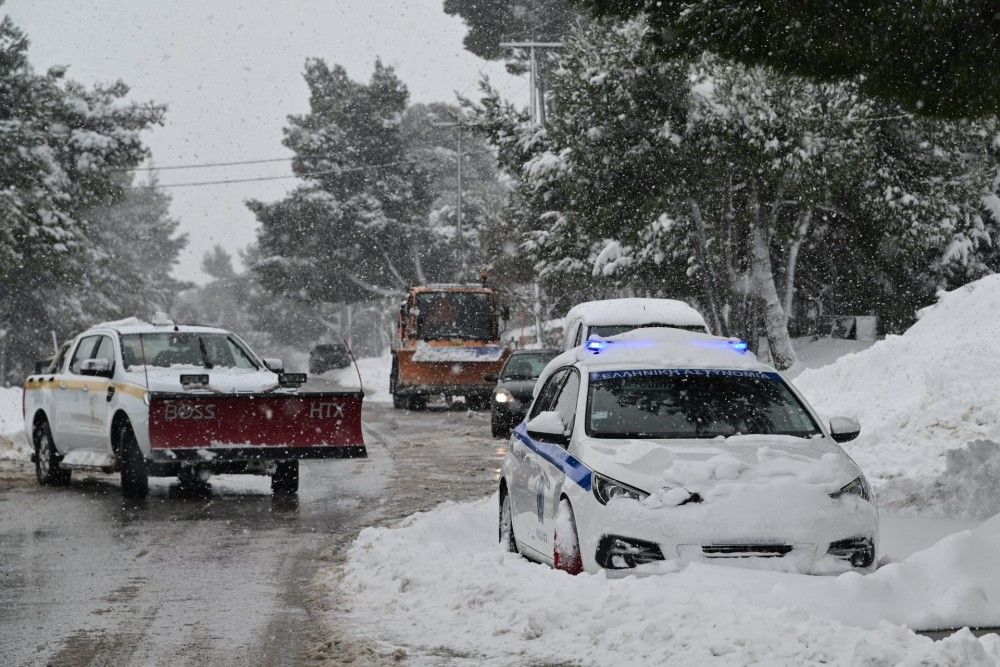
330,353,392,403
878,440,1000,518
0,387,28,461
339,496,1000,666
794,276,1000,493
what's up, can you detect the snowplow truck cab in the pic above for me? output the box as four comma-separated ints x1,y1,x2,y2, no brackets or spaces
390,285,510,410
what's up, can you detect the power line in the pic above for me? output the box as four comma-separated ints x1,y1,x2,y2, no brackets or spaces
119,156,298,172
137,159,419,189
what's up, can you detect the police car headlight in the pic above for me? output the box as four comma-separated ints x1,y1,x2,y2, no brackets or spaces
830,476,872,503
593,473,649,505
494,388,514,404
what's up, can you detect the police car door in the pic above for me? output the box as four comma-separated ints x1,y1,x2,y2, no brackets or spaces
513,368,566,555
539,369,581,554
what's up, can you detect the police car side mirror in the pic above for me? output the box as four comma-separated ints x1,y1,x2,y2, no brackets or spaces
829,416,860,443
80,358,114,379
484,374,499,383
263,357,284,373
527,411,570,446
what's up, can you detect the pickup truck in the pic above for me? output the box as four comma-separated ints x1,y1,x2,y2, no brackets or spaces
23,318,366,499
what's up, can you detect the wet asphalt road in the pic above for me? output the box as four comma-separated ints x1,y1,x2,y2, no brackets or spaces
0,404,503,667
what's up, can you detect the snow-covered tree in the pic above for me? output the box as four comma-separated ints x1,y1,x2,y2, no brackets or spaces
251,61,514,311
0,11,172,380
575,0,1000,119
466,19,999,368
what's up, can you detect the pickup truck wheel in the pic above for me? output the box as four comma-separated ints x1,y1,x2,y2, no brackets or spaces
272,460,299,495
406,396,427,411
118,423,149,499
34,420,70,486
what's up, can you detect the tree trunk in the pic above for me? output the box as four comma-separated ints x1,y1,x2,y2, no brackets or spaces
748,187,796,369
688,199,728,336
782,208,812,324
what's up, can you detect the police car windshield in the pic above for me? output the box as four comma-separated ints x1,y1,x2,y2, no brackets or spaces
587,369,821,439
120,333,259,370
589,323,705,338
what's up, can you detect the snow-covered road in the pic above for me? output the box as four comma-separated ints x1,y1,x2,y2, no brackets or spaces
0,403,502,666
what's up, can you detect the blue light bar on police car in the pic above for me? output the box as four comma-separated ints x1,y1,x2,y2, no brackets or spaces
690,338,751,353
585,339,607,354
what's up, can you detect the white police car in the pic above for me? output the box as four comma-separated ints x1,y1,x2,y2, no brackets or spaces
498,328,877,575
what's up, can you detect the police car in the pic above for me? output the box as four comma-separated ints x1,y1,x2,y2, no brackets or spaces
23,318,366,499
498,328,877,575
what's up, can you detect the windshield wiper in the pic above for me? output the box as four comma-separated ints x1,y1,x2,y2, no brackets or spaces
198,336,214,369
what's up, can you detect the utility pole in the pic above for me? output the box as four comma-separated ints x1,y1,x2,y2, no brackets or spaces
498,41,563,125
432,121,467,278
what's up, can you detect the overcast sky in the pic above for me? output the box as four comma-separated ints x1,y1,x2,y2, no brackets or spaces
5,0,526,283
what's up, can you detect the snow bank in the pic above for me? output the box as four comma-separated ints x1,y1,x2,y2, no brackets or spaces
0,387,28,461
329,353,392,404
339,496,1000,665
794,276,1000,508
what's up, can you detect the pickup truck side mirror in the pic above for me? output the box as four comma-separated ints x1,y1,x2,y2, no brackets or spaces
829,416,861,443
80,358,114,379
262,357,284,373
526,410,570,446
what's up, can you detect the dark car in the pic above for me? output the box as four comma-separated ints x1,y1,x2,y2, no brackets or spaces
309,342,352,374
490,348,560,438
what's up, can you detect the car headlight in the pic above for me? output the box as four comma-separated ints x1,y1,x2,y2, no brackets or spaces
494,388,514,404
593,472,650,505
830,476,873,503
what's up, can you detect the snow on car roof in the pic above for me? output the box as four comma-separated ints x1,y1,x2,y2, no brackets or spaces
538,327,772,389
83,319,230,336
563,298,707,329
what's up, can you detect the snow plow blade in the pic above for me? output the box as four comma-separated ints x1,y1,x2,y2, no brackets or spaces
147,391,366,459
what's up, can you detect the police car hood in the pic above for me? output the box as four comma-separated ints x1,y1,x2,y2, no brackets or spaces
578,434,861,500
123,366,281,393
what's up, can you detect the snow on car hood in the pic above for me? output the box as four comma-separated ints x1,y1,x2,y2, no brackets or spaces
122,366,281,393
578,433,861,502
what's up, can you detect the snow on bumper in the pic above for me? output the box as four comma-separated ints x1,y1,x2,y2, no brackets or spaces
568,479,878,575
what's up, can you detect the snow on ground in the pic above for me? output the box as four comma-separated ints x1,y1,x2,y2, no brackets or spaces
328,353,392,404
0,387,28,461
340,496,1000,666
793,276,1000,516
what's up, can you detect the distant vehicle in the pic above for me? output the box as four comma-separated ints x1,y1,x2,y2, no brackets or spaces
489,348,560,438
390,284,510,410
499,327,876,575
310,342,351,374
561,298,710,351
22,318,366,499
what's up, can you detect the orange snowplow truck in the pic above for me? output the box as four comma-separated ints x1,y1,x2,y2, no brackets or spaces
390,285,510,410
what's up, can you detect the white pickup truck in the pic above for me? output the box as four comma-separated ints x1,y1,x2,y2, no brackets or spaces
23,318,366,499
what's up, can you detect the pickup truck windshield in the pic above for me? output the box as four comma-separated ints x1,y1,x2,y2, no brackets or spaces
587,369,820,439
416,292,494,341
120,333,259,370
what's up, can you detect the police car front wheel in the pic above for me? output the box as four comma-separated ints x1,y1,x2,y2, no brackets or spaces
499,489,517,553
553,499,583,575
